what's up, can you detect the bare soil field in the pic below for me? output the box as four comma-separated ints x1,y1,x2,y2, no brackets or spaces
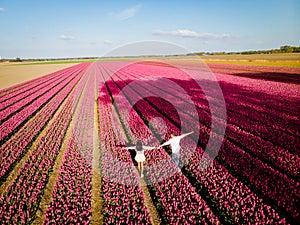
0,63,76,90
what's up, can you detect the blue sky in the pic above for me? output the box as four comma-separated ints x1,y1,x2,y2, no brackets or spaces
0,0,299,58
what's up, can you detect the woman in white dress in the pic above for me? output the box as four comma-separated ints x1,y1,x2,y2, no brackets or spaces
124,140,155,177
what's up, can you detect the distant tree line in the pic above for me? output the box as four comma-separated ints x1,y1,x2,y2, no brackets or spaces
0,56,98,63
194,45,300,56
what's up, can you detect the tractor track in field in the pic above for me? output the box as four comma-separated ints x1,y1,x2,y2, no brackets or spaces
139,174,162,225
91,70,103,225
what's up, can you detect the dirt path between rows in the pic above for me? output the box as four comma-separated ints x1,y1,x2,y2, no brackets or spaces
91,71,103,225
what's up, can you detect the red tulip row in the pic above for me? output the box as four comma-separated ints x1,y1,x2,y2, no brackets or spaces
108,62,296,224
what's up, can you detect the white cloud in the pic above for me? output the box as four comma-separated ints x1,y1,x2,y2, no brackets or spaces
112,4,141,20
59,35,75,41
103,40,113,44
0,8,5,12
152,29,236,39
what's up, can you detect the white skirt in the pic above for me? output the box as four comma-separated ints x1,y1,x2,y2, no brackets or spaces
135,154,146,162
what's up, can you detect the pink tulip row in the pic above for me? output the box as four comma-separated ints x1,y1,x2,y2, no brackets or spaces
97,74,153,224
106,62,296,224
0,63,90,143
0,65,88,181
133,60,300,75
102,68,220,224
43,137,92,224
109,76,235,224
125,61,299,129
0,90,78,224
175,75,299,146
73,67,96,166
0,63,84,101
44,67,96,224
0,61,297,224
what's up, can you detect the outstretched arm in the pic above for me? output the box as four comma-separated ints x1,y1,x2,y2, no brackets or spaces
143,146,156,151
159,139,172,148
123,146,136,150
179,131,194,139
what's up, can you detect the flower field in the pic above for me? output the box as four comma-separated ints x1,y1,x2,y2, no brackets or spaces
0,60,299,224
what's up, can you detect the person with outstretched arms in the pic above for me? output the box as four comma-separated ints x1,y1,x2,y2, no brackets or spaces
124,140,155,177
159,131,193,167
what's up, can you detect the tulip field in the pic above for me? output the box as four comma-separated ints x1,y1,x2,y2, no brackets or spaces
0,60,299,224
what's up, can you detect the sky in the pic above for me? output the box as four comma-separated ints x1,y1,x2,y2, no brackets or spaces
0,0,299,58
